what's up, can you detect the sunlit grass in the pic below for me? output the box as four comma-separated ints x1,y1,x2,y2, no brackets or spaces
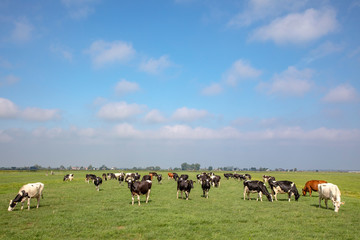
1,170,359,239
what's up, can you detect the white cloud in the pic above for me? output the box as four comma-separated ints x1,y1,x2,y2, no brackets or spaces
97,101,145,120
0,98,61,121
201,83,223,96
228,0,306,27
322,84,358,103
0,98,19,118
139,55,172,74
305,41,343,63
86,40,136,68
258,66,313,96
144,109,166,124
21,108,61,121
50,44,73,62
113,123,141,138
172,107,210,122
115,79,139,95
11,18,34,42
0,130,12,143
251,8,338,44
0,74,20,87
223,59,261,86
61,0,97,19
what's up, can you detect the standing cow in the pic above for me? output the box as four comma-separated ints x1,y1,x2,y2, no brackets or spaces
302,180,327,197
318,183,344,212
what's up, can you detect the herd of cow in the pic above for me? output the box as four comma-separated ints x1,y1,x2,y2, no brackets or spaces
7,172,345,212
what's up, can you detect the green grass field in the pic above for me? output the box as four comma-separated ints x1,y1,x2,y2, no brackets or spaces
1,170,359,239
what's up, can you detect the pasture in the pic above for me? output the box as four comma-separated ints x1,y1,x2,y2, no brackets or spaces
1,170,359,239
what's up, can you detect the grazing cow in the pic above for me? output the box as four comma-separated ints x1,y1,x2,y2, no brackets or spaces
233,174,246,181
85,174,97,183
177,179,194,200
263,175,276,183
268,179,300,201
243,180,272,202
63,174,74,181
102,173,107,181
224,173,234,180
172,173,179,181
125,173,140,181
114,172,124,181
201,178,211,198
168,172,174,180
142,175,152,181
127,180,152,205
244,174,252,180
157,174,162,184
318,183,344,212
211,175,221,187
149,172,158,179
94,177,102,191
302,180,328,197
8,182,44,211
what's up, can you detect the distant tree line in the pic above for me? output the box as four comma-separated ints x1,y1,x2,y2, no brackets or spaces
0,163,298,172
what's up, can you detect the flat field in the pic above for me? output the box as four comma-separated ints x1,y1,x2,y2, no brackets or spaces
1,170,359,239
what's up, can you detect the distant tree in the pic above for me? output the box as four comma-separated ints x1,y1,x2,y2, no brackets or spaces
99,165,108,170
250,167,257,171
193,163,200,171
59,165,65,170
208,166,213,171
155,166,161,171
88,165,93,170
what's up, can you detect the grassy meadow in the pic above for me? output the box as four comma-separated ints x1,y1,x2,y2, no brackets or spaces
1,170,359,239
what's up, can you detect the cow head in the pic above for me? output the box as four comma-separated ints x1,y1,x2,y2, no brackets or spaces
302,188,307,196
8,200,16,211
334,201,345,212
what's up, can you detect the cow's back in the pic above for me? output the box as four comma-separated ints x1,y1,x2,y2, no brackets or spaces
319,183,340,200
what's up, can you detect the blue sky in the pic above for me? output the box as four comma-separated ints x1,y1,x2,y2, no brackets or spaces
1,0,360,170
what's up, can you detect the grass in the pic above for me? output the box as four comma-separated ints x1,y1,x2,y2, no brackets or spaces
1,170,359,239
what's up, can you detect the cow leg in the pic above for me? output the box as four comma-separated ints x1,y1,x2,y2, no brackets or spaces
243,190,246,200
138,195,141,206
36,197,40,208
185,191,189,200
206,191,209,199
309,188,312,197
177,190,179,199
27,197,31,210
288,192,292,202
146,190,150,203
325,199,328,209
319,197,322,208
132,195,135,205
258,192,263,202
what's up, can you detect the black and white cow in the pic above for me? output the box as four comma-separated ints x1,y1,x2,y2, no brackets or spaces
85,174,97,183
244,173,252,180
127,180,152,205
8,182,44,211
177,179,194,200
224,173,234,180
63,174,74,181
233,174,246,181
210,175,221,187
243,180,272,202
172,173,179,181
268,179,300,201
201,178,211,198
157,174,162,184
142,175,152,181
94,177,102,191
102,173,107,181
263,175,276,183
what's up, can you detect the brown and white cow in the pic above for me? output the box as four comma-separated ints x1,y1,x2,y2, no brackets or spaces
8,182,44,211
302,180,327,197
318,183,344,212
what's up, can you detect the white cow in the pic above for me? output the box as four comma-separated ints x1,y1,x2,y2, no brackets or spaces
318,183,345,212
8,182,44,211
